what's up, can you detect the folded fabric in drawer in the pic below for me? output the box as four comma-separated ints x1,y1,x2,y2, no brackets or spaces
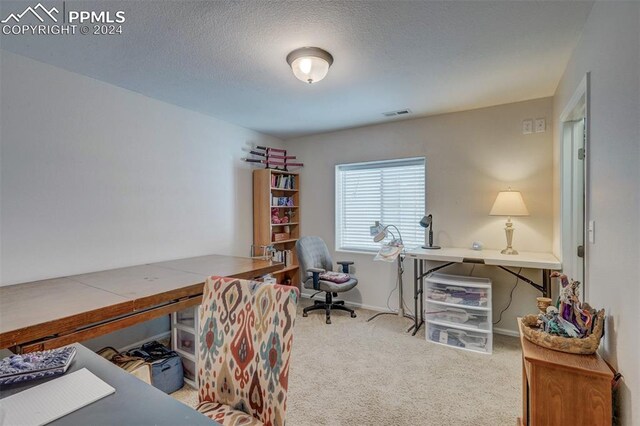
428,324,489,353
426,285,488,307
427,305,491,331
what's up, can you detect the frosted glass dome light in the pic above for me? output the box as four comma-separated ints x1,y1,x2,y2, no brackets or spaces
286,47,334,84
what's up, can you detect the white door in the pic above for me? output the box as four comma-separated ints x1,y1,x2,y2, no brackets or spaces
571,119,585,290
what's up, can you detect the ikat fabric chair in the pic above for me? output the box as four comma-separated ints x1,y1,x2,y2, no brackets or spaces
196,276,299,426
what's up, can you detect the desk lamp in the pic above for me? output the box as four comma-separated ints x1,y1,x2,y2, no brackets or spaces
372,222,403,246
419,215,441,249
490,188,529,255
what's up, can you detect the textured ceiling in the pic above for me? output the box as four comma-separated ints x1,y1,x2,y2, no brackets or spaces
0,1,593,139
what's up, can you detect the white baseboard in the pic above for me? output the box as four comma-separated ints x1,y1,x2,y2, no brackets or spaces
492,327,520,337
300,292,394,314
117,331,171,352
300,292,417,318
301,292,519,336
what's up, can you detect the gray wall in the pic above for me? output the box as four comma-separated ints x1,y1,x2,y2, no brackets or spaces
0,51,282,348
285,97,555,334
552,3,640,424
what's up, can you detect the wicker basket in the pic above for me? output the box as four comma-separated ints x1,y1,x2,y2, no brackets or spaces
520,309,605,355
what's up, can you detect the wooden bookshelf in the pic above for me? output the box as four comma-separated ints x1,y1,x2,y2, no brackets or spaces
253,169,300,287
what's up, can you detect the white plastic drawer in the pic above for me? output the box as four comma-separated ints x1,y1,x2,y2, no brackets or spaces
425,272,491,288
176,328,196,355
426,303,491,332
425,282,489,308
427,323,490,354
181,357,196,382
175,309,195,328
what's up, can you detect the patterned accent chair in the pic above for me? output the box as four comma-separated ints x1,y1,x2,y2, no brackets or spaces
296,236,358,324
196,276,299,426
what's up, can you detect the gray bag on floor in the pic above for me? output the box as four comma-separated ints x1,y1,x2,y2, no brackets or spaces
126,341,183,394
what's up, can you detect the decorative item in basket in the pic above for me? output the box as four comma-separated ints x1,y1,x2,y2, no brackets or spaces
520,272,605,355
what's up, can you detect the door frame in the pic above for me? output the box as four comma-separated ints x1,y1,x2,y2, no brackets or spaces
559,72,590,299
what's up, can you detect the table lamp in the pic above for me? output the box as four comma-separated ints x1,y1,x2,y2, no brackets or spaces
490,188,529,255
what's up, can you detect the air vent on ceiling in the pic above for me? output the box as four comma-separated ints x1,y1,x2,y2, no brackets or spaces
382,109,412,117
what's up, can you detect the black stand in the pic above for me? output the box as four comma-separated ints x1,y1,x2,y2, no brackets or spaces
367,255,415,324
422,228,441,250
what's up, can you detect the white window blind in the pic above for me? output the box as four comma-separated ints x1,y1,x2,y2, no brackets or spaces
335,157,425,252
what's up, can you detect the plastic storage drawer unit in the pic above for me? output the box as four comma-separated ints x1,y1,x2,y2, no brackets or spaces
425,273,492,354
171,306,200,388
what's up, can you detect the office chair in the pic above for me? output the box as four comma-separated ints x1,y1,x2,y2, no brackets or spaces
295,236,358,324
196,276,299,426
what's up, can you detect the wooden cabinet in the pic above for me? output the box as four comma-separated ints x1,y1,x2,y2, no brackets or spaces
517,319,613,425
253,169,300,287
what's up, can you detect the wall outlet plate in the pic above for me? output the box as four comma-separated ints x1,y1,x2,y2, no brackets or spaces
522,119,533,134
535,118,546,133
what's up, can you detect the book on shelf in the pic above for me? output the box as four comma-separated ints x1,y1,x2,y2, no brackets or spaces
271,249,294,267
271,195,294,207
271,174,296,190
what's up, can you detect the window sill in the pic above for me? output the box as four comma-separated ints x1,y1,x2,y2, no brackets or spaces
335,248,377,256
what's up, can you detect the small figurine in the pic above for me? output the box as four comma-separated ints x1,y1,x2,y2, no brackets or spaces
536,272,597,338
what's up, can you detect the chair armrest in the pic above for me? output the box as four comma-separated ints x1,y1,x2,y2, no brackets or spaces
307,268,325,290
336,261,354,273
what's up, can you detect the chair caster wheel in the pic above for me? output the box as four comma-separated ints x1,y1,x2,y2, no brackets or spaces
303,312,308,317
326,318,331,324
351,312,357,318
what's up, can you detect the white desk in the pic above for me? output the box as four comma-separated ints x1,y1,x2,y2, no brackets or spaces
404,247,561,335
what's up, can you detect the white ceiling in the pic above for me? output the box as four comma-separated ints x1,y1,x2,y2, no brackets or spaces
0,1,593,139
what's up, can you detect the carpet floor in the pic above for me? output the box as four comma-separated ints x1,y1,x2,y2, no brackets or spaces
171,300,522,425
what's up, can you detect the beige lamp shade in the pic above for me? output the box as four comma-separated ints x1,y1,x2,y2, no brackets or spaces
490,190,529,216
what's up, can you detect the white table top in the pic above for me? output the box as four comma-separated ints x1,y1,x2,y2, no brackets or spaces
404,247,561,270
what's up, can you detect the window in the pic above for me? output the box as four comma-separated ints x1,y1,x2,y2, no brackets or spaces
335,157,425,252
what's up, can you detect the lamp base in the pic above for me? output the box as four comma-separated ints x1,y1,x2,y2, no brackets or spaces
422,245,441,250
500,247,519,255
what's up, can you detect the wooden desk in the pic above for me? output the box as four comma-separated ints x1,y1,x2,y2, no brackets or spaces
404,247,561,335
0,344,217,425
517,319,613,425
0,254,281,352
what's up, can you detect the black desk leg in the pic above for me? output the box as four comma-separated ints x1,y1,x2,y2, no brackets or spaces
419,263,424,328
542,269,551,298
408,259,425,336
412,260,425,335
407,259,418,333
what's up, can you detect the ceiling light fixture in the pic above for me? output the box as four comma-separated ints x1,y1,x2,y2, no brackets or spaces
286,47,333,84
